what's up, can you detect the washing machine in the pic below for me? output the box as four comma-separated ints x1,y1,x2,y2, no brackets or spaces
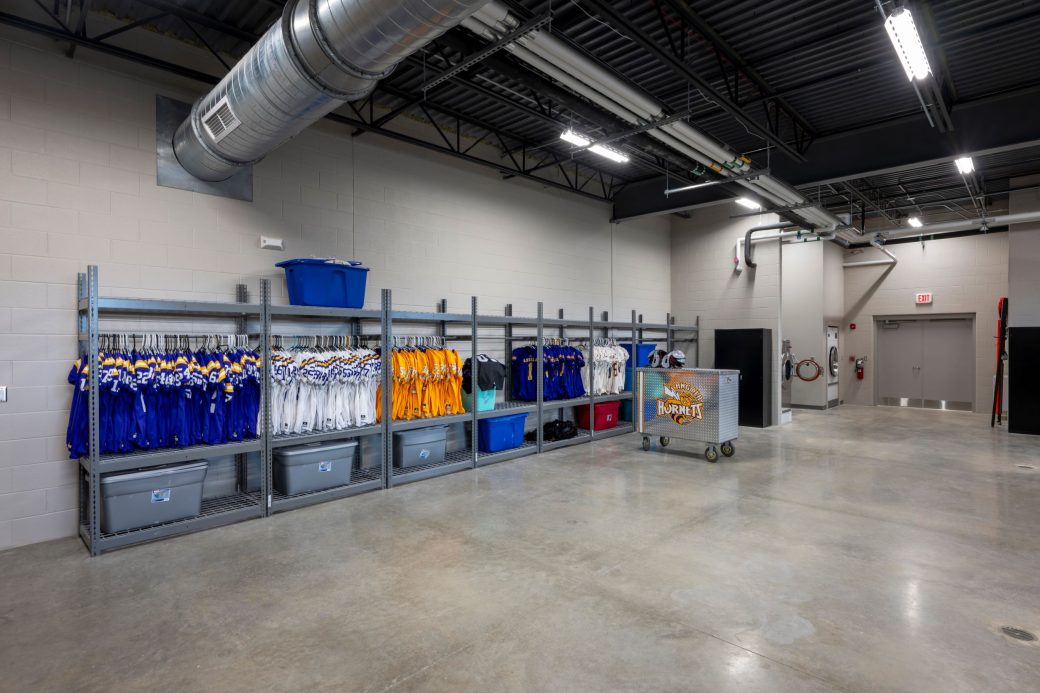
826,326,839,407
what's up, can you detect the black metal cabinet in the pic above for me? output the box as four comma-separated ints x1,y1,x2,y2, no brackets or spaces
715,328,772,428
1009,327,1040,435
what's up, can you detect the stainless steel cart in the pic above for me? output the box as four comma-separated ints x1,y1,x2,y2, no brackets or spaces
635,368,740,462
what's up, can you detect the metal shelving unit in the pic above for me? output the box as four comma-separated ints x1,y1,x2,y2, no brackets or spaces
265,289,385,515
74,266,698,554
76,266,267,556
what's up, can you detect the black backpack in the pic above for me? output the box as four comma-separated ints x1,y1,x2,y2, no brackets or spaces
525,420,578,442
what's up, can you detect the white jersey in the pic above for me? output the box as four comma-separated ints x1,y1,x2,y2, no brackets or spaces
269,345,382,437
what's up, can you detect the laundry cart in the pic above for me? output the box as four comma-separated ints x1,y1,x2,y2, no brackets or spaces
635,368,740,462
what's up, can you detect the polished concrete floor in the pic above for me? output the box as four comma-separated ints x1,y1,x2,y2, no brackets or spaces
2,406,1039,692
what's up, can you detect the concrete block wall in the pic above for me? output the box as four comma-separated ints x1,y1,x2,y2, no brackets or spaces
781,241,827,408
671,203,782,422
0,35,671,550
1008,176,1040,327
841,233,1008,411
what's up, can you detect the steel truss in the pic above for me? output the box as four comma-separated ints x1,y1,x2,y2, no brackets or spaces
577,0,813,162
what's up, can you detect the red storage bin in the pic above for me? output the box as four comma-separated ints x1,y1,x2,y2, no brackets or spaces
577,401,620,431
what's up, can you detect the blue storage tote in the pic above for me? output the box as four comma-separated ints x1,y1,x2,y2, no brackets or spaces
461,387,497,412
478,412,528,453
276,258,369,308
620,343,657,391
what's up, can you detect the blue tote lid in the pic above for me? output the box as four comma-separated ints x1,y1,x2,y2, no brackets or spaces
276,258,367,270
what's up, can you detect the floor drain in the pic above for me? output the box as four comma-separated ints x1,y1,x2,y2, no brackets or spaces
1001,626,1037,642
1017,465,1036,470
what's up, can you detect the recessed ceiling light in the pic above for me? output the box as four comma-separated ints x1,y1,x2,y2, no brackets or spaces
735,197,761,210
884,9,931,82
908,216,923,228
955,157,975,174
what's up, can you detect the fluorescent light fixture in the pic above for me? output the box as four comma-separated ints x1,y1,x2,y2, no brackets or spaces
884,9,931,81
560,129,629,163
908,216,923,228
560,129,590,147
955,156,974,174
735,197,761,210
588,144,629,163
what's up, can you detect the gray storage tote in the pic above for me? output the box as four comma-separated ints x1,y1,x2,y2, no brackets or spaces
393,426,447,468
273,440,357,495
100,462,208,534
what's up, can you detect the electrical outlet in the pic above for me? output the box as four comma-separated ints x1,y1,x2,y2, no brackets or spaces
260,236,285,251
0,386,7,403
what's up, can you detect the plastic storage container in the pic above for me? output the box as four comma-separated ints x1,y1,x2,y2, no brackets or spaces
621,343,657,391
275,258,369,308
394,427,447,468
100,462,208,534
273,440,357,495
478,412,529,453
461,387,497,412
577,401,621,431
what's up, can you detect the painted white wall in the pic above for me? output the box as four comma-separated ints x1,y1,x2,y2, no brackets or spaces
823,242,845,326
841,234,1008,411
781,241,828,407
671,203,781,424
0,36,671,550
1008,176,1040,327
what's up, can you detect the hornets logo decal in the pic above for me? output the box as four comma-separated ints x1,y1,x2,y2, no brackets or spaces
656,382,704,425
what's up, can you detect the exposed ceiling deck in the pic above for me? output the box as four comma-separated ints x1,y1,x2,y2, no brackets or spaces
4,0,1039,228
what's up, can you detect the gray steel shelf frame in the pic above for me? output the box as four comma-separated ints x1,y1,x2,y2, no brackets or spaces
264,285,386,514
74,266,698,554
76,267,266,555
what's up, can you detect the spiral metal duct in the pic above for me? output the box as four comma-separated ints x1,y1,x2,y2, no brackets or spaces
174,0,491,181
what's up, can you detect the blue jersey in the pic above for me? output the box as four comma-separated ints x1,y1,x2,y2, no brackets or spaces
511,346,539,401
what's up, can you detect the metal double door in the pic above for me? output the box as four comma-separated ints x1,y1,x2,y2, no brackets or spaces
877,317,974,411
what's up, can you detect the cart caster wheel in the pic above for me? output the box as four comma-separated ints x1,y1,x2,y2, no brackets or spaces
660,437,670,448
642,437,651,451
721,442,735,457
705,447,719,463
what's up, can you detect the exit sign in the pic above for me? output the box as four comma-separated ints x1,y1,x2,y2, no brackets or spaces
915,292,933,304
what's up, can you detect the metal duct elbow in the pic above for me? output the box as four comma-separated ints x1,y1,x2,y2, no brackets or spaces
744,222,799,269
174,0,491,181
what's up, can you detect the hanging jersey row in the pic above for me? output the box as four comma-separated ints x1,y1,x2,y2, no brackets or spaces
510,343,587,401
66,335,262,458
269,340,381,436
380,341,466,421
579,343,630,395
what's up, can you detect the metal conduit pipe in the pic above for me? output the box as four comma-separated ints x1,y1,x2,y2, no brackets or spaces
744,222,800,269
844,240,898,268
173,0,492,181
880,210,1040,240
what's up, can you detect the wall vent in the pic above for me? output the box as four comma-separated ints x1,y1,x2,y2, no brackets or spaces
201,97,240,143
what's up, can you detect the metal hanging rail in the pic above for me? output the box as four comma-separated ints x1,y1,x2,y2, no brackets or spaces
74,266,697,553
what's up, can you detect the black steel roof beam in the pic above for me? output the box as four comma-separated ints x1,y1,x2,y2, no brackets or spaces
327,112,612,202
373,82,634,185
131,0,259,44
578,0,805,162
91,10,166,43
0,9,219,83
417,11,552,92
427,31,703,182
31,0,70,32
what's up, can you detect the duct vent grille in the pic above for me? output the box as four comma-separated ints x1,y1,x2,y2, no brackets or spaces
201,97,240,143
